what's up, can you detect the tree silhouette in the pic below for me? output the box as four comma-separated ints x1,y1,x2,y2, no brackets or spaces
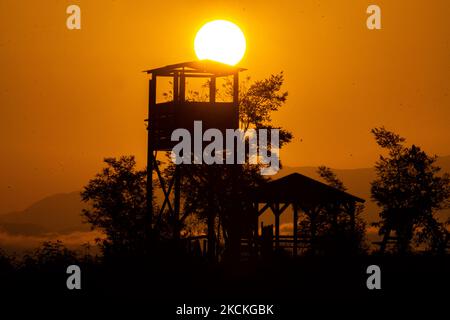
238,72,292,146
81,156,152,256
0,249,13,273
21,241,78,272
371,127,450,254
297,166,368,256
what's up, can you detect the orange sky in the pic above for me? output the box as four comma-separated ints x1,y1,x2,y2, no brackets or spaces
0,0,449,213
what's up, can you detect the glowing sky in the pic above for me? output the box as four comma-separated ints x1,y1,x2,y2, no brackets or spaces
0,0,449,213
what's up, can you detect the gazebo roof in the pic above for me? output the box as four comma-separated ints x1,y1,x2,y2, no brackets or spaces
144,60,246,76
254,172,365,207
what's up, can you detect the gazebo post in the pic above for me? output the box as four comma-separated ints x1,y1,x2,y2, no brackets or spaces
349,202,356,233
274,203,280,250
255,202,260,236
309,207,317,255
332,204,338,230
253,201,259,257
293,203,298,256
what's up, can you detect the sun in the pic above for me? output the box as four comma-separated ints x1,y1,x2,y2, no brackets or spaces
194,20,246,66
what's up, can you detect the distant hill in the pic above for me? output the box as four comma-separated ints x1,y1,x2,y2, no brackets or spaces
1,156,449,236
0,191,90,235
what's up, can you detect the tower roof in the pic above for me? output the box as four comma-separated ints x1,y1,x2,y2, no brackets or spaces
144,60,246,76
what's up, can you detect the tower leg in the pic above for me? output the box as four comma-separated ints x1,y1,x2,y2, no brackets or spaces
173,165,181,240
146,77,156,247
293,204,298,256
146,140,154,242
207,211,216,261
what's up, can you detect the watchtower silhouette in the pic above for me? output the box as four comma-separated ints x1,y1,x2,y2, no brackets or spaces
144,60,246,241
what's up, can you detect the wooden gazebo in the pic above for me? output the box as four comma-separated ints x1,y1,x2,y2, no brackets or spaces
252,173,365,255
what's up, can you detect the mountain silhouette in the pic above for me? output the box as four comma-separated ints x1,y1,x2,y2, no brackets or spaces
0,191,89,235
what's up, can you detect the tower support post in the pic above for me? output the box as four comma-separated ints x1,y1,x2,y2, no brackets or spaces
147,77,157,239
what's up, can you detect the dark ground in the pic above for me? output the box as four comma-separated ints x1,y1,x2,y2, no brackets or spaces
1,253,448,317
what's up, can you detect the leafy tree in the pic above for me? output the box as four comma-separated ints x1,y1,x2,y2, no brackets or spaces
0,248,14,272
22,241,78,270
317,166,347,191
298,166,368,256
81,156,150,256
371,127,450,254
238,73,292,146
